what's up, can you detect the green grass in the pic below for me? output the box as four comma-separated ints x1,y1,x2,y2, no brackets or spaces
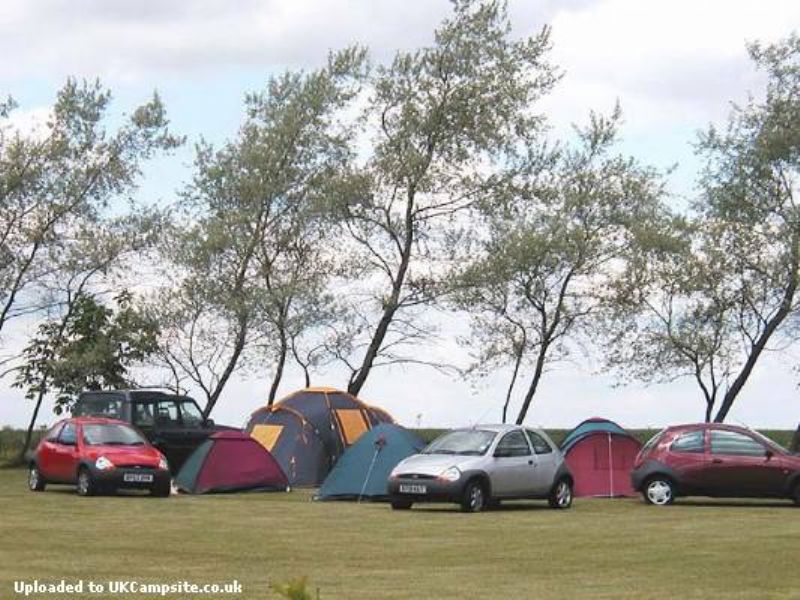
1,470,799,599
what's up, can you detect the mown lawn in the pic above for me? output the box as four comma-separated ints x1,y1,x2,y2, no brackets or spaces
0,469,798,599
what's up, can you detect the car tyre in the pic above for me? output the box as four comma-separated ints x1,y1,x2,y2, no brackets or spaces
461,479,487,513
548,479,573,509
76,467,97,497
28,463,46,492
152,481,171,498
390,499,412,510
643,476,675,506
791,482,800,507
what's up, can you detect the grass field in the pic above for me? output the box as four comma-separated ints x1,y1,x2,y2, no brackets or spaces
1,470,799,599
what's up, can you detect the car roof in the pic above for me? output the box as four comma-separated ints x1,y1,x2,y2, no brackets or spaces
664,423,755,434
68,416,132,426
79,389,195,402
455,424,534,434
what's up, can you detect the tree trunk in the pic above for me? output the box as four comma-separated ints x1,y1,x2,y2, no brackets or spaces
202,316,248,420
267,333,288,406
347,192,415,397
514,344,549,425
713,305,791,422
713,261,798,422
19,387,46,464
502,347,524,424
704,400,714,423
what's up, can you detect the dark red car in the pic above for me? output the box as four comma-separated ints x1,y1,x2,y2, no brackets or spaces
631,423,800,506
29,417,171,497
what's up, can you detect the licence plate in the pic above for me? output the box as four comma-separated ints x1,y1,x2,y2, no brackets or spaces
399,484,427,494
123,473,153,483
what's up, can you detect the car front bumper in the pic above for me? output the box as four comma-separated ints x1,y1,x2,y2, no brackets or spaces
91,467,170,490
387,476,466,503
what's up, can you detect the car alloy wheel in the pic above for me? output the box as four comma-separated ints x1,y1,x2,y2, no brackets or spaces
28,465,45,491
77,469,93,497
462,481,486,513
645,478,674,506
550,480,572,509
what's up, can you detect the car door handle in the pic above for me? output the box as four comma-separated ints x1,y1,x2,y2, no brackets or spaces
528,460,534,465
712,458,723,464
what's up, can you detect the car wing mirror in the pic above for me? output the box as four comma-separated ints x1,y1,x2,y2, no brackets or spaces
205,418,215,427
765,449,774,460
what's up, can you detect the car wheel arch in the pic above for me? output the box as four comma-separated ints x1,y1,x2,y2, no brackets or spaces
463,471,492,498
787,472,800,499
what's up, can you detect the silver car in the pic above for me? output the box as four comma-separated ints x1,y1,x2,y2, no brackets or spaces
387,424,573,512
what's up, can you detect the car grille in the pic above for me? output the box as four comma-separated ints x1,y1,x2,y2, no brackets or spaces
396,473,437,480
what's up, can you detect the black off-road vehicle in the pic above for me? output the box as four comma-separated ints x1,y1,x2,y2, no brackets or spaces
72,389,232,472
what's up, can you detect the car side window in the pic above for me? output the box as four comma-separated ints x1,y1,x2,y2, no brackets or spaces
710,430,766,457
495,431,531,457
58,423,77,446
154,401,180,427
133,402,155,427
670,430,705,453
525,430,553,454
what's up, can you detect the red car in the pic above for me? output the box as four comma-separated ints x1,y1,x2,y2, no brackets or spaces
28,417,171,497
631,423,800,506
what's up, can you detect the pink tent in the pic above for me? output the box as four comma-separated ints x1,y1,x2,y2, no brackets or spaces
175,431,289,494
561,418,642,497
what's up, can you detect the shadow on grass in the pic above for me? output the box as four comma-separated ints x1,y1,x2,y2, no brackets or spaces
37,485,159,499
409,501,554,514
672,499,797,509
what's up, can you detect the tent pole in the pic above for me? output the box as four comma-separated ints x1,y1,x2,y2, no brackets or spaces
607,433,614,498
358,447,381,503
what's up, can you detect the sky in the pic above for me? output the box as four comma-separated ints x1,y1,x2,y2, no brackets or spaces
1,0,800,431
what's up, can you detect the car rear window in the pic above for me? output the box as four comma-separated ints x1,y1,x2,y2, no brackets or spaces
73,394,125,419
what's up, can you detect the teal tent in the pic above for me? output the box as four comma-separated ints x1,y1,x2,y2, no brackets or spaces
560,417,629,452
318,424,424,500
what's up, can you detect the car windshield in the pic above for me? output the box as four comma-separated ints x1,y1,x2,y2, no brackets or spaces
422,430,496,456
82,424,147,446
749,429,786,454
641,429,667,455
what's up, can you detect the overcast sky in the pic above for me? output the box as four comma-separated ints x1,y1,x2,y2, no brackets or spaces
2,0,800,431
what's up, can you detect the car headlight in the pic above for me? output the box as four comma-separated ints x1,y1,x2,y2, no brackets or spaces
95,456,114,471
439,466,461,482
158,456,169,471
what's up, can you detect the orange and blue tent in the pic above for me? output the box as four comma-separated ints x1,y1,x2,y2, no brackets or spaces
245,387,393,486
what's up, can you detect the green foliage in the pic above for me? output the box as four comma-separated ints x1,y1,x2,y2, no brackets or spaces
13,291,159,414
606,34,800,422
330,0,559,394
270,577,317,600
0,78,181,336
456,106,668,424
150,48,366,411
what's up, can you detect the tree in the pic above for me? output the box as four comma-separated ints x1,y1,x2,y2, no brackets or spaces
151,49,365,416
607,34,800,422
332,0,558,395
14,289,159,460
0,79,181,340
456,107,667,424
